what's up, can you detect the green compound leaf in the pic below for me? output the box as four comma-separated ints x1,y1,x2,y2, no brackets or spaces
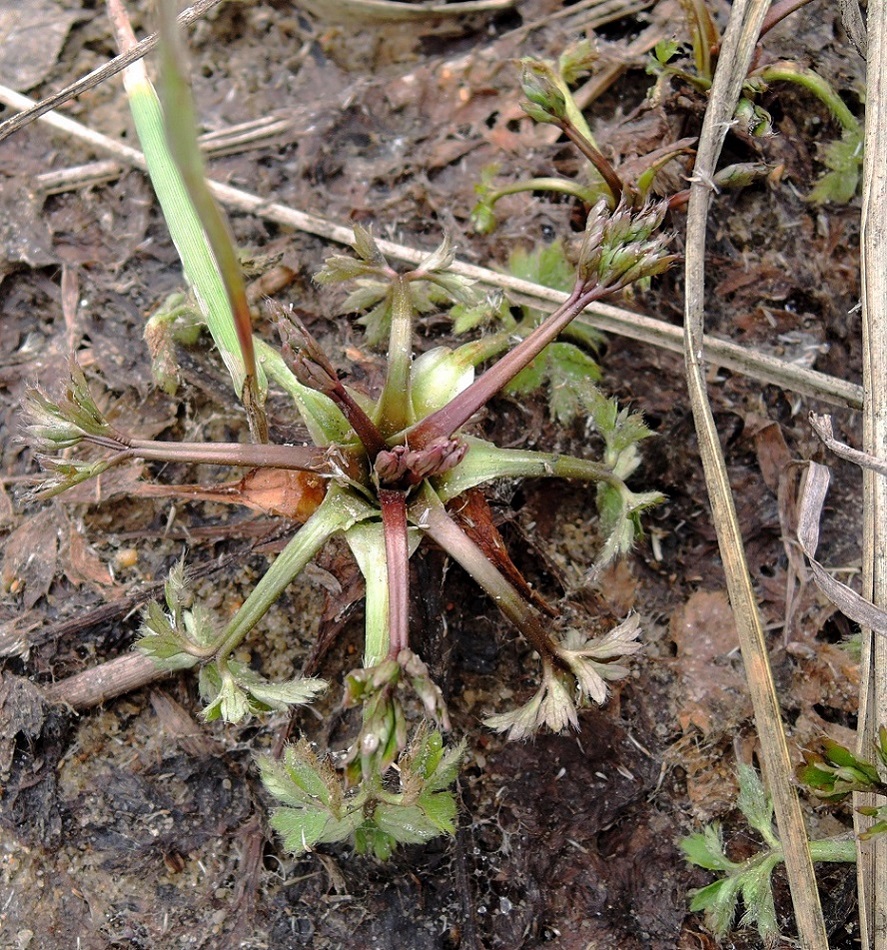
199,667,251,723
808,130,863,205
689,876,744,937
354,822,398,861
234,667,327,710
372,802,446,844
681,823,737,872
858,806,887,841
136,560,217,671
508,239,575,293
198,661,326,723
259,741,339,810
416,788,459,835
738,858,780,943
681,763,852,944
136,601,202,671
261,741,364,854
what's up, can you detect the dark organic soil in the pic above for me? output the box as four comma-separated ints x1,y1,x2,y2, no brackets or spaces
0,2,868,948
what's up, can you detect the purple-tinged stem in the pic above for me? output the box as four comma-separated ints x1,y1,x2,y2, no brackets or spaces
83,433,350,475
412,485,559,663
758,0,814,39
279,315,387,459
321,384,387,460
560,123,625,205
379,489,410,659
408,281,607,450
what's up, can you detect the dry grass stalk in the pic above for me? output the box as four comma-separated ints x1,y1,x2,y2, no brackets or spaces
858,4,887,947
681,1,828,947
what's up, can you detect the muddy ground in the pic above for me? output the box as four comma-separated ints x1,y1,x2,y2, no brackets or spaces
0,1,870,947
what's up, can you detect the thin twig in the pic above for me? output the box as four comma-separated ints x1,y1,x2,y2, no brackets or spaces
45,651,172,709
682,1,828,946
0,546,255,660
501,0,654,41
0,0,227,144
296,0,514,23
810,413,887,477
857,2,887,946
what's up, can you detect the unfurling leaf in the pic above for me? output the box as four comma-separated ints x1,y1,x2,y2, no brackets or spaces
681,823,737,872
198,660,326,723
261,741,362,853
137,560,217,671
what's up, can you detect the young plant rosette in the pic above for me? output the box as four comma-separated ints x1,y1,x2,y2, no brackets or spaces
27,202,670,858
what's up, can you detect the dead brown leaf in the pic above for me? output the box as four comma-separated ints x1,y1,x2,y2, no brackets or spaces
0,1,80,92
1,508,59,609
0,178,55,282
669,589,752,736
149,690,224,759
127,467,327,521
0,672,47,775
799,461,887,635
61,510,118,592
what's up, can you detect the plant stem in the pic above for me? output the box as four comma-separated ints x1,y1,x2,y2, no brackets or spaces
128,438,333,471
560,122,625,204
256,337,353,446
375,277,414,437
379,489,410,659
432,436,621,501
754,62,860,135
346,522,392,666
758,0,815,40
488,177,599,206
211,487,374,662
411,484,559,662
81,431,356,476
808,836,860,864
276,310,388,458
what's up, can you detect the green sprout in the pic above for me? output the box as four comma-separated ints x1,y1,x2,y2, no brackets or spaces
646,0,863,204
685,733,887,941
471,40,695,234
259,727,464,859
797,729,887,839
682,762,856,944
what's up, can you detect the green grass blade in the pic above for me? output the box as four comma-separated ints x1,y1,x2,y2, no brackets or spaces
110,0,264,406
155,0,263,417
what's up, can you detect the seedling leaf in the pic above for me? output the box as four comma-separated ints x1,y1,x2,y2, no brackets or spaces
809,132,863,205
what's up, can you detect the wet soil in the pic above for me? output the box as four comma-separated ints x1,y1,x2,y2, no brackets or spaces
0,1,869,948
